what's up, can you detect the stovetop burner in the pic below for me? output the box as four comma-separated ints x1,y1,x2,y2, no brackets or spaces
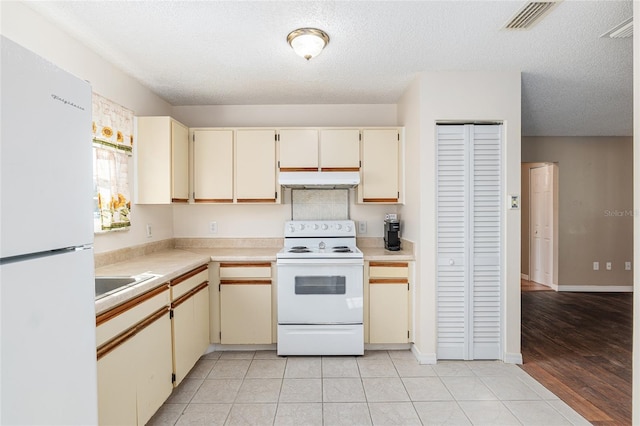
332,247,353,253
288,247,311,253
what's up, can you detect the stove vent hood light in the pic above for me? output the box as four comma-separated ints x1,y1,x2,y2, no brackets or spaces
278,171,360,188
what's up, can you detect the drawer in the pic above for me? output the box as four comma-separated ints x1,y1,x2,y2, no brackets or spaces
369,262,409,279
170,265,208,301
220,262,272,279
96,286,170,347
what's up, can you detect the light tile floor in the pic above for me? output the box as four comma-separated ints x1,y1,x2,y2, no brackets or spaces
147,350,591,426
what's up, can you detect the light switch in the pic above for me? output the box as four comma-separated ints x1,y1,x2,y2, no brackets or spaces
593,262,599,271
625,262,632,271
606,262,612,271
509,195,520,209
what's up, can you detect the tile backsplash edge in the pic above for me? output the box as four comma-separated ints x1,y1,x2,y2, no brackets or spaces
94,238,175,268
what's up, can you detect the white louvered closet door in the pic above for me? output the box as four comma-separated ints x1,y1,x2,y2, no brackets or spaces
436,124,502,360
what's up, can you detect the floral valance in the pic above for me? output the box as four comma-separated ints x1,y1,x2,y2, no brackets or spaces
92,92,133,154
92,93,133,232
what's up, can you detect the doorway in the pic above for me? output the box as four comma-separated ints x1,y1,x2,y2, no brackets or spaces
521,162,558,289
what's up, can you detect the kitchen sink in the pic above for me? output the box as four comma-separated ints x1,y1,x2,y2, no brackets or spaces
95,274,158,299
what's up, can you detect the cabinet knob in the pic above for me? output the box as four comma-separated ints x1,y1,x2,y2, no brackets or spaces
449,259,455,266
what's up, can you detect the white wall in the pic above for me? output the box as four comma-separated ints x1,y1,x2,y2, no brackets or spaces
400,71,522,363
171,104,399,238
0,2,174,254
397,76,423,355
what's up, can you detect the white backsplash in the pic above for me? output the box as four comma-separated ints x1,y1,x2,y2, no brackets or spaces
291,189,349,220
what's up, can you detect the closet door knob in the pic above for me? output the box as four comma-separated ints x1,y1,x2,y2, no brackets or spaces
449,259,455,265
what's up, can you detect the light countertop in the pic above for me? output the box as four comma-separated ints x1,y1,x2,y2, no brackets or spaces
95,244,414,314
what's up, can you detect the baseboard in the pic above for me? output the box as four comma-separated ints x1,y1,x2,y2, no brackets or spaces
365,343,411,351
558,285,633,292
520,273,529,280
504,352,523,364
206,343,277,353
411,345,437,365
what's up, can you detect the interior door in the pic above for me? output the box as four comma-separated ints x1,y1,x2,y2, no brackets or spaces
530,164,553,286
436,124,502,361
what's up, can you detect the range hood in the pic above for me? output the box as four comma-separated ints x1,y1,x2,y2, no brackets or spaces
278,171,360,189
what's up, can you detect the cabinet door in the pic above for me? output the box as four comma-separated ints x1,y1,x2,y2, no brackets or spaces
220,283,272,344
361,129,400,203
193,130,234,203
369,283,409,344
135,312,173,425
320,129,360,170
135,116,172,204
279,129,318,170
171,119,189,202
236,130,277,202
97,338,137,426
173,286,210,386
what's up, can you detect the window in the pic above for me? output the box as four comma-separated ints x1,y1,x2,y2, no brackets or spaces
91,93,133,232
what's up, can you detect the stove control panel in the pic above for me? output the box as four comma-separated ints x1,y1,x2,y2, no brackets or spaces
284,220,356,237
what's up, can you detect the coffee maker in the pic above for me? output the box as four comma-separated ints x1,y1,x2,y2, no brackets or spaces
384,218,401,251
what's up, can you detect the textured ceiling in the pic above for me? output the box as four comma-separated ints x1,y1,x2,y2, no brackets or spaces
27,1,633,136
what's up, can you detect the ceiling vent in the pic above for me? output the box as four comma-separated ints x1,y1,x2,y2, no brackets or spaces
600,17,633,39
503,1,561,30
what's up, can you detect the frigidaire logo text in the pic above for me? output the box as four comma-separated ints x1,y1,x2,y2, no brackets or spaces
51,94,85,111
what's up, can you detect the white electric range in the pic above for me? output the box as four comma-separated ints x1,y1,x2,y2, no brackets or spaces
276,220,364,356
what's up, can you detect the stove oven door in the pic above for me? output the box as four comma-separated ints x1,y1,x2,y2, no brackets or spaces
277,259,363,324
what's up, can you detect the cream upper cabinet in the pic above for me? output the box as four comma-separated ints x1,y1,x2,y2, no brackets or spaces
135,116,189,204
193,129,234,203
236,130,278,203
172,121,189,202
359,128,402,203
319,129,360,170
278,129,319,171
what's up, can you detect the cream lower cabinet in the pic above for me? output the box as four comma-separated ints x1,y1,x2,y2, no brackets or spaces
359,128,402,204
219,262,272,344
170,265,210,386
368,261,410,344
96,286,172,426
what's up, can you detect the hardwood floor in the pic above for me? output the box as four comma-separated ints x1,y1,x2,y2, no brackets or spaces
520,289,633,425
521,278,553,292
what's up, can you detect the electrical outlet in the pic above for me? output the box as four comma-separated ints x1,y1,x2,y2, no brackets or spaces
626,262,632,271
209,221,218,234
606,262,612,271
358,221,367,234
146,224,152,238
593,261,599,271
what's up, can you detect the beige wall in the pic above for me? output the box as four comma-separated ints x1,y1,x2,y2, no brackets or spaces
1,2,174,254
523,137,633,289
398,71,522,363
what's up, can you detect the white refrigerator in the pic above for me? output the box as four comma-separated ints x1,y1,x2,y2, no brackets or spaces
0,36,98,425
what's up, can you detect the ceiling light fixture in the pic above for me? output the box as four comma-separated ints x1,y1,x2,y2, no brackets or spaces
287,28,329,60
